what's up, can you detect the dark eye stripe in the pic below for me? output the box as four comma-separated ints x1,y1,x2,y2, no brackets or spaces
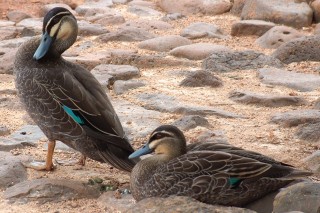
149,132,173,142
44,11,70,34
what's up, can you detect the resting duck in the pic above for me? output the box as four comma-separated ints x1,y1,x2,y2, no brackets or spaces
14,7,136,172
129,125,311,206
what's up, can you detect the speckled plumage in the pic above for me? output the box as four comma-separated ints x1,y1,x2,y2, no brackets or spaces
130,125,311,206
14,7,135,172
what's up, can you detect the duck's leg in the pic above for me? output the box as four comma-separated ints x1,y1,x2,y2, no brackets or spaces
22,140,56,171
45,140,56,170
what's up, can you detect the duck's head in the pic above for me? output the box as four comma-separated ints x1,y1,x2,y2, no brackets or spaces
33,7,78,60
129,125,187,160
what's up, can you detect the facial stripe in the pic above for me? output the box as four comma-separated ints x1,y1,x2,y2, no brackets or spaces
148,130,176,149
150,130,175,139
45,11,71,33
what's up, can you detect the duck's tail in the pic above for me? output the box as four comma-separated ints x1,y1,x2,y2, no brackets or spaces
96,141,137,172
278,168,313,180
83,126,139,172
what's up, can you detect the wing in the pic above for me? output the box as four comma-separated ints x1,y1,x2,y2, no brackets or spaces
49,63,133,152
143,151,272,198
187,142,293,167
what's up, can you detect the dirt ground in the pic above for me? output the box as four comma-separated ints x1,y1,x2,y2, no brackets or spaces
0,0,319,212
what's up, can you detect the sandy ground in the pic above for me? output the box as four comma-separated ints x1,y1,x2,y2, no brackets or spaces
0,0,319,212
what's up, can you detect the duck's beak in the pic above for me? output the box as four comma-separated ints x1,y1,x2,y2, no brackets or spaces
33,32,54,60
129,144,152,159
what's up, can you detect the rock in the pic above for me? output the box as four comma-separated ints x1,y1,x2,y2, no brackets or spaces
0,124,48,150
315,23,320,35
109,53,196,68
0,48,18,74
0,37,30,49
97,191,135,212
203,50,283,72
0,26,19,41
87,12,125,26
16,18,42,34
96,27,156,42
114,100,162,139
229,91,307,107
81,6,117,17
192,129,228,144
311,0,320,23
181,22,226,39
0,152,27,189
303,150,320,172
258,68,320,92
256,26,304,49
41,3,77,16
91,64,140,85
113,79,145,95
127,5,162,17
170,43,231,60
241,0,313,28
126,196,256,213
273,182,320,213
0,125,45,151
172,115,209,131
108,49,138,60
6,10,31,23
138,35,192,52
296,122,320,143
120,19,173,31
180,70,223,87
0,125,10,136
161,13,185,21
231,20,276,37
137,93,244,118
231,0,246,16
272,35,320,64
64,51,109,71
77,20,109,36
244,191,278,213
75,0,113,15
128,0,157,9
4,178,101,204
314,98,320,109
157,0,232,16
270,109,320,127
0,20,15,27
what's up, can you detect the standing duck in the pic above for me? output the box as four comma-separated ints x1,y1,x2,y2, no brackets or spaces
14,7,136,172
129,125,312,206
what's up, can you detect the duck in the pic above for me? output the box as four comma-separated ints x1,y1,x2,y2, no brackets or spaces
129,125,312,207
14,7,136,172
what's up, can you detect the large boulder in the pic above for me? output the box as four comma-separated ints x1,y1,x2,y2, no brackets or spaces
241,0,313,28
157,0,232,15
256,26,304,49
126,196,257,213
273,182,320,213
272,35,320,64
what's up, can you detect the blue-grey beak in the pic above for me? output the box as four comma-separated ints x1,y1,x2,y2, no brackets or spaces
33,32,53,60
129,144,152,159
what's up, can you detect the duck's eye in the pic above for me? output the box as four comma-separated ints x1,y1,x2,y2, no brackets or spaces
150,133,164,141
154,133,163,139
52,17,60,24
